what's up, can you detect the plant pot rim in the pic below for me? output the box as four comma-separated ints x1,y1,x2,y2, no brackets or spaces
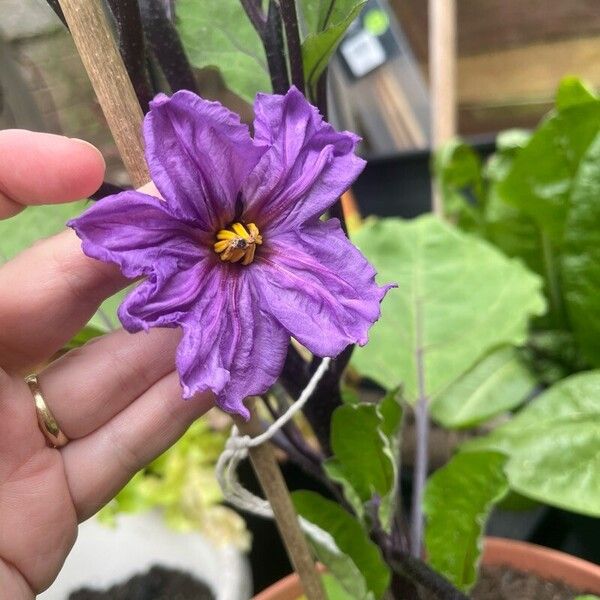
253,536,600,600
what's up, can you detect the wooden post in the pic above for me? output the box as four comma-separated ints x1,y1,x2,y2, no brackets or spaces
429,0,457,216
237,409,326,600
57,2,324,598
58,0,150,188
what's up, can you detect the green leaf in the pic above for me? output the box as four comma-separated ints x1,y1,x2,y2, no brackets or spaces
424,451,509,591
499,100,600,242
574,596,600,600
556,76,597,111
297,574,357,600
351,216,546,403
325,391,402,529
463,371,600,517
433,138,485,233
431,347,536,429
562,132,600,367
0,201,86,262
293,491,390,599
177,0,271,103
63,325,105,350
302,1,365,92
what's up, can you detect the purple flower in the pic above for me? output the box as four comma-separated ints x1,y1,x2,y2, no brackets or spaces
69,87,391,418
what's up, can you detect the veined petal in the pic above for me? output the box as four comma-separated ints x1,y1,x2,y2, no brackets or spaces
68,191,205,279
145,91,264,231
177,267,289,418
242,87,365,231
118,256,214,331
254,219,393,357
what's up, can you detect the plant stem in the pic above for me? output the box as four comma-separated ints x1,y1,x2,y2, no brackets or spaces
389,550,469,600
107,0,154,111
240,0,267,37
139,0,199,93
410,298,429,557
279,0,305,93
540,230,567,329
264,0,291,93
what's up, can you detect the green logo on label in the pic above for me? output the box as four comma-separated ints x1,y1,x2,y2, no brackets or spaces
363,8,390,37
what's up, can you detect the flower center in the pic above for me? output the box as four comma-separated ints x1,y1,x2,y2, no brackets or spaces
213,222,263,266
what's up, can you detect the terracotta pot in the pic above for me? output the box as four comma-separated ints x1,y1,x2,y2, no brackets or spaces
253,537,600,600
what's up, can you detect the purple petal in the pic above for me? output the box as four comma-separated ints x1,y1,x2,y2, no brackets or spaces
68,191,205,279
176,267,289,418
242,87,365,231
118,256,214,331
145,91,264,231
253,219,393,357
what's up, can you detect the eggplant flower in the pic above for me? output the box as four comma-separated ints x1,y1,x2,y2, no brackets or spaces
69,88,391,418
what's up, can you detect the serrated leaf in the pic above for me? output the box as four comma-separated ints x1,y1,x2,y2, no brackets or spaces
424,451,509,591
177,0,271,103
431,347,536,429
302,1,365,92
562,132,600,367
351,216,546,403
293,491,390,599
463,371,600,517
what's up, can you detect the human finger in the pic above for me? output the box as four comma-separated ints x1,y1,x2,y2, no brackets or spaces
36,327,180,439
0,130,105,219
61,372,213,520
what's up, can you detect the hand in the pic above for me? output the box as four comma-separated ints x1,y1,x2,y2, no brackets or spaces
0,130,213,599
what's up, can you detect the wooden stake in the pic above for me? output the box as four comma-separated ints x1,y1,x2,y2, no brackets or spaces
429,0,457,216
58,0,150,188
237,407,326,600
57,2,324,597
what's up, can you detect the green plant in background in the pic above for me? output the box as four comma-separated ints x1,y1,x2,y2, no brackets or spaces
98,418,250,551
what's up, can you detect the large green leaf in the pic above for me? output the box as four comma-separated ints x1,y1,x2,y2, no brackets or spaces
302,1,365,93
562,133,600,367
177,0,271,103
431,347,536,429
293,491,390,599
499,99,600,243
423,451,509,591
351,216,546,403
463,371,600,516
325,390,402,529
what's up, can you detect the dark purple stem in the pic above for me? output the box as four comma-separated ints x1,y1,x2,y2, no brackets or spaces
279,0,305,93
90,181,126,201
139,0,199,93
264,0,291,94
107,0,154,111
240,0,267,37
410,300,429,557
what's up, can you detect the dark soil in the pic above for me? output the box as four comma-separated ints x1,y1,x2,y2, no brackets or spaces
470,565,591,600
68,565,215,600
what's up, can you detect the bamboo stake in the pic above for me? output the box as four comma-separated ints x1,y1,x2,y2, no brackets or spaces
58,0,150,188
57,2,324,597
237,407,325,600
429,0,457,215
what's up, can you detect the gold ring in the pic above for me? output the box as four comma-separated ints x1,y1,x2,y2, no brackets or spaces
24,374,69,448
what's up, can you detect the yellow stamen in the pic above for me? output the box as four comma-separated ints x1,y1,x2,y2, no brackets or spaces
214,222,262,265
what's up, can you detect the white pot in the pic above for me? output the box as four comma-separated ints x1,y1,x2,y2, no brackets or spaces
40,511,251,600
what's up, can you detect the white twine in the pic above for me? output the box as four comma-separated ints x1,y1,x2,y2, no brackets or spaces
216,357,332,519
